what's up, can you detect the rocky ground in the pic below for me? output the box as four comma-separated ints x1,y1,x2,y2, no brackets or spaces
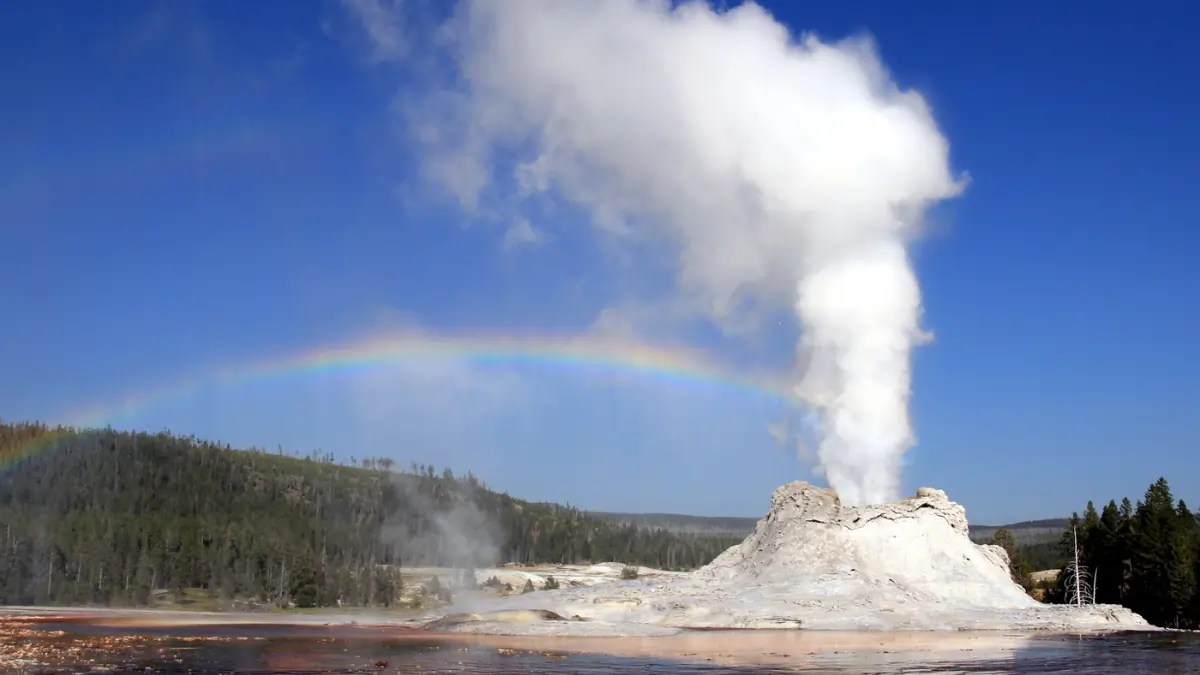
413,483,1153,636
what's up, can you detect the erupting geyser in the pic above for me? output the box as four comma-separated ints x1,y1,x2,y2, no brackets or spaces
412,0,964,505
369,1,1154,636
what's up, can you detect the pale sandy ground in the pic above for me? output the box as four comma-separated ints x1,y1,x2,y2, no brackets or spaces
1031,569,1060,583
408,561,684,591
463,630,1047,669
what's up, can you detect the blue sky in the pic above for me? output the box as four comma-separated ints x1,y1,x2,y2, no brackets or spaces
2,0,1198,524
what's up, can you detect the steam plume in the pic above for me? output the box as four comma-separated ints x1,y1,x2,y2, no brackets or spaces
408,0,964,505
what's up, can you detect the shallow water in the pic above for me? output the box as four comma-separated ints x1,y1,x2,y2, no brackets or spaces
2,618,1198,674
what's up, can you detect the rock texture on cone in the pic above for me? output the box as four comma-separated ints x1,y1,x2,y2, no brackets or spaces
431,482,1151,636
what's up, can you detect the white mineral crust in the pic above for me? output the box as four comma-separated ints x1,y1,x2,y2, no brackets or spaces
432,482,1151,636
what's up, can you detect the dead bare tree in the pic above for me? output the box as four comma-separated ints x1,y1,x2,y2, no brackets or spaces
1062,525,1095,606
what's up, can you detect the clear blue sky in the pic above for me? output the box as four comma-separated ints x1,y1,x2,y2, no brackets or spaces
2,0,1198,524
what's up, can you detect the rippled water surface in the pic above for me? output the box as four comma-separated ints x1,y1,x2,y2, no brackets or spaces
2,617,1198,674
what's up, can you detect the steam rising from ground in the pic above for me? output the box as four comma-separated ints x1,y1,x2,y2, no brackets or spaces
400,0,964,505
384,473,503,569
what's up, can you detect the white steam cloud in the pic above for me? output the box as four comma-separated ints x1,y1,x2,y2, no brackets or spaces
392,0,964,505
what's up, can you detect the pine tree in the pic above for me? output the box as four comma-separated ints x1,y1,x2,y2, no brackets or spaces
289,559,319,609
1190,505,1200,627
1128,479,1183,626
1082,501,1101,539
989,528,1032,590
1093,500,1123,604
1079,501,1102,593
1166,499,1198,627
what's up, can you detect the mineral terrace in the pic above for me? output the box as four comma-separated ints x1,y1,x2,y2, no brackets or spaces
421,482,1151,636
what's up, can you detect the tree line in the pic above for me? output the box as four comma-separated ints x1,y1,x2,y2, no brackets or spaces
0,420,741,608
1044,476,1200,628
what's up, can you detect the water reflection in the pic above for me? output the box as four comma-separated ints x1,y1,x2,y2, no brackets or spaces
2,616,1197,674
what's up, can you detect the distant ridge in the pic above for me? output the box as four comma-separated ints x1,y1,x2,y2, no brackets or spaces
591,511,1069,545
590,511,759,537
969,518,1069,545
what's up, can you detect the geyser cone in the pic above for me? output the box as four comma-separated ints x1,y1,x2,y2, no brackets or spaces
698,482,1029,609
429,483,1151,634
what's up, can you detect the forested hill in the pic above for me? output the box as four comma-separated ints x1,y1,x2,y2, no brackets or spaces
590,511,760,537
0,420,740,608
596,511,1070,547
970,519,1069,546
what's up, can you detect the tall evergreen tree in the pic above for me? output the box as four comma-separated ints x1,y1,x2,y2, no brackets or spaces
1166,499,1198,627
1092,500,1124,604
989,528,1032,590
1191,506,1200,626
1128,478,1177,625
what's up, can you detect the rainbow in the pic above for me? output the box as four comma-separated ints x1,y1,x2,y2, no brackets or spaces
3,333,801,471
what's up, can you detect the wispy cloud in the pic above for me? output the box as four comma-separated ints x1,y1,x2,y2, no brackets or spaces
502,217,547,251
114,2,213,64
586,303,687,344
342,0,409,63
351,358,528,435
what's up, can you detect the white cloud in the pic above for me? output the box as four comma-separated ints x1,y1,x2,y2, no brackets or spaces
502,216,546,250
584,301,699,345
352,358,526,426
342,0,408,62
586,305,651,342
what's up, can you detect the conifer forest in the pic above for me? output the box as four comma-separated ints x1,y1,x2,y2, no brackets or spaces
1044,477,1200,629
0,421,739,609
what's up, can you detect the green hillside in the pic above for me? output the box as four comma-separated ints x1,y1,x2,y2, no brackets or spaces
0,420,740,609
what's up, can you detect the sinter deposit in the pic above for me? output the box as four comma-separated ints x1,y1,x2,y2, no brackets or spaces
430,482,1150,636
